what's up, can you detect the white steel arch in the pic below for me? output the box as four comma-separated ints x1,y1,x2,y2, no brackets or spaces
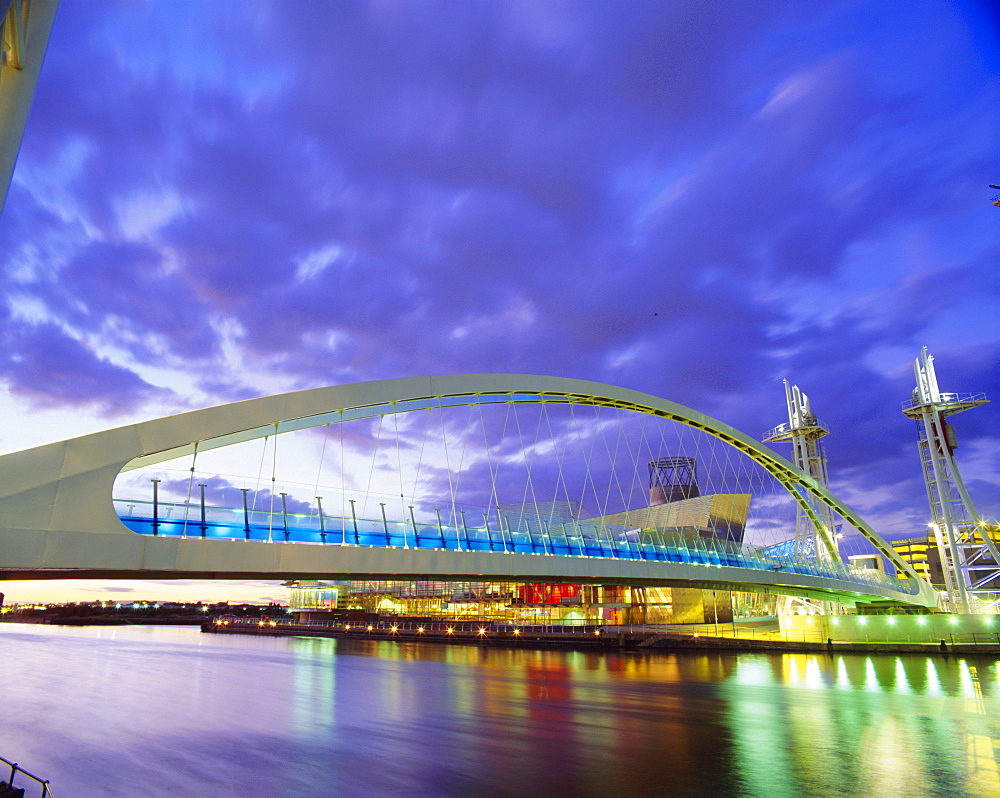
0,374,937,607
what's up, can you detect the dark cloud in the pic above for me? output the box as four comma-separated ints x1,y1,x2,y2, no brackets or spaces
1,323,162,413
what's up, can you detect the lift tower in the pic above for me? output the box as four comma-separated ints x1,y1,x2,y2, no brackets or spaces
903,348,999,613
763,380,839,561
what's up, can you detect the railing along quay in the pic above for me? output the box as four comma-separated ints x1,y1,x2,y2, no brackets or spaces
0,755,52,798
207,617,1000,650
213,617,611,639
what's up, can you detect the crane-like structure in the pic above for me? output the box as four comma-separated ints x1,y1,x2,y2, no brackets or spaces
763,380,839,562
903,348,999,613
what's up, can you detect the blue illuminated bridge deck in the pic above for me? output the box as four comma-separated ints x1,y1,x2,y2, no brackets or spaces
115,500,918,599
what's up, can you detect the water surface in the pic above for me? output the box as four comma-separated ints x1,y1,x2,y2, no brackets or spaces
1,624,998,797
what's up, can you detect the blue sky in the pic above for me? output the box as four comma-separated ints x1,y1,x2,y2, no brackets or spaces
1,0,998,604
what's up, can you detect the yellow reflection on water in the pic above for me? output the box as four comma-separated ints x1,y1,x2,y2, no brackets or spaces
864,657,879,692
784,654,800,686
960,659,978,700
836,657,850,690
925,659,943,696
959,659,991,718
965,734,1000,796
893,657,911,695
859,714,928,797
278,635,1000,797
803,656,823,689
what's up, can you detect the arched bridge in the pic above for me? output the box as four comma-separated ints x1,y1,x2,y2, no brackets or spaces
0,374,938,608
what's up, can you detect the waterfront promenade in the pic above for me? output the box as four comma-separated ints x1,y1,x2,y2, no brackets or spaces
204,616,1000,656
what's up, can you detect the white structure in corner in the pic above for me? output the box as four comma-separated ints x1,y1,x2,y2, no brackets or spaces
903,348,999,613
763,380,838,561
0,0,60,215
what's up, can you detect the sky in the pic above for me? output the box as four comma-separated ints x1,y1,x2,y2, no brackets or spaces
1,0,998,605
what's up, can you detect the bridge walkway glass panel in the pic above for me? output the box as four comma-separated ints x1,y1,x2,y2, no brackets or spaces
114,500,919,597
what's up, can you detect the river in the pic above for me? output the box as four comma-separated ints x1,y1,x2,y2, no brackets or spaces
0,624,998,797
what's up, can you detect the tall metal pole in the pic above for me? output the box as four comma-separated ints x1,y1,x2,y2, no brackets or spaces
316,496,326,544
241,488,251,540
379,502,390,545
151,479,161,535
435,508,446,548
280,492,289,542
349,499,359,544
198,483,207,537
483,512,494,551
497,505,509,553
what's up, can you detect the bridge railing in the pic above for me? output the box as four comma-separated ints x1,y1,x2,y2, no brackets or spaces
114,498,919,597
901,392,988,411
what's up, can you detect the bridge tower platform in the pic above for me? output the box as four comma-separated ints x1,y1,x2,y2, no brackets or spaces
763,380,839,562
903,348,999,613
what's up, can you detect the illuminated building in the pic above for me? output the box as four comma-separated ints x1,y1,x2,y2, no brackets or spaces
285,579,752,625
285,580,340,614
892,525,999,593
286,462,752,625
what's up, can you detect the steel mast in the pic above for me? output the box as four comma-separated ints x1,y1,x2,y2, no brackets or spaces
903,348,998,613
763,380,838,561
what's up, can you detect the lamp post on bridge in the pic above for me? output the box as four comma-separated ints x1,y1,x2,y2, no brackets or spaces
280,492,289,542
483,512,494,552
151,479,161,535
316,496,327,544
198,483,207,538
460,510,470,550
379,503,390,545
435,508,446,548
241,488,251,540
349,499,359,545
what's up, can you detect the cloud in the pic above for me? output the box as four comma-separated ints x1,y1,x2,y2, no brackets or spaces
1,323,162,413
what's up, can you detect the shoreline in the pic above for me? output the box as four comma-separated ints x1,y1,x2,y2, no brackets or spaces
201,621,1000,657
0,616,206,626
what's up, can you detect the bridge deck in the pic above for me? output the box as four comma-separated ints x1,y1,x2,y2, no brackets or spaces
115,502,919,602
